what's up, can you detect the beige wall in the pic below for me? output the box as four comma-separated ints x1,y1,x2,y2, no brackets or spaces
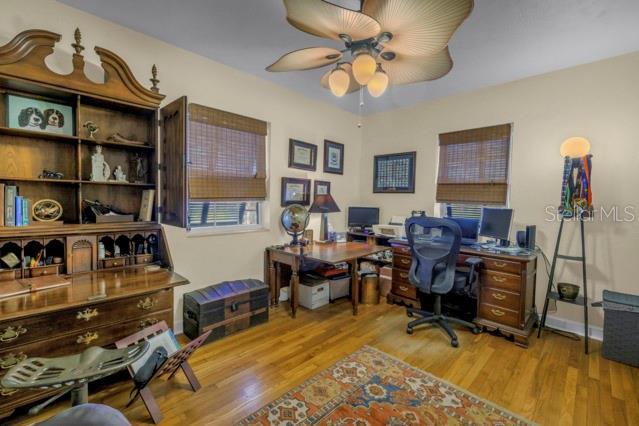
0,0,363,330
360,52,639,330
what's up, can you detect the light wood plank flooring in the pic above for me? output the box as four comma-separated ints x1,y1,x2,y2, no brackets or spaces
10,300,639,425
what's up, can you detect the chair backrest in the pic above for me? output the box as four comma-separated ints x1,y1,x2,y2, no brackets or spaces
405,217,462,294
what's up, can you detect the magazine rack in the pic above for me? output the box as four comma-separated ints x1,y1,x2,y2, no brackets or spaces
115,321,211,424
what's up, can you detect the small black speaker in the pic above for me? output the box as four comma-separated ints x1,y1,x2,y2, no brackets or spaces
517,226,536,249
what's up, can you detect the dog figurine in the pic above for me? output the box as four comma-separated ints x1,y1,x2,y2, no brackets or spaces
18,107,46,130
44,109,65,131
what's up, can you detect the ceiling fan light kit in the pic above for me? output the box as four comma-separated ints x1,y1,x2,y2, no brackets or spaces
267,0,473,99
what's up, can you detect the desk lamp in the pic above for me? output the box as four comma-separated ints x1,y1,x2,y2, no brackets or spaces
309,194,341,242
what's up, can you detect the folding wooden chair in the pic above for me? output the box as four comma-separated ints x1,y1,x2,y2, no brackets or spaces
115,321,211,424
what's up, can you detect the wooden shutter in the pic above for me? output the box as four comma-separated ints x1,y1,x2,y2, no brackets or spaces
187,104,267,201
436,123,512,204
160,96,188,228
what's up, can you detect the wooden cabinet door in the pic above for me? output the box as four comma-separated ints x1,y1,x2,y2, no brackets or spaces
160,96,188,228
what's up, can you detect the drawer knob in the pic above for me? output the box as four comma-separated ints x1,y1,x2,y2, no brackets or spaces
492,293,506,301
76,307,99,321
76,331,98,345
491,308,506,317
492,275,507,283
137,297,157,311
1,352,27,370
0,326,27,343
400,258,410,265
399,272,408,279
493,262,507,268
0,387,18,396
399,286,409,291
139,318,159,329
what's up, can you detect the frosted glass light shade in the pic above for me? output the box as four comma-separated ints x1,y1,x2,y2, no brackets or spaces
560,137,591,158
367,67,389,97
352,53,377,85
329,67,350,97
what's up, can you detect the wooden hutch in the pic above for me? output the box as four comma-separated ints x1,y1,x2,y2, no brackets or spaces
0,29,188,418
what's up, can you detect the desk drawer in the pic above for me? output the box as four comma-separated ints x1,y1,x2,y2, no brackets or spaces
0,289,172,350
480,287,520,311
480,270,521,294
479,303,519,328
393,255,412,270
483,258,521,274
392,281,416,300
392,268,411,284
392,245,411,256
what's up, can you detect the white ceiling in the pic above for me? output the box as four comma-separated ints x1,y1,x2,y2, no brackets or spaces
59,0,639,115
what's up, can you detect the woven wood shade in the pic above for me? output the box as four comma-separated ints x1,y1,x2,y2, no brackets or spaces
437,124,512,205
188,104,267,201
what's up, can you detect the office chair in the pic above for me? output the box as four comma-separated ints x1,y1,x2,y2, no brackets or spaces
404,217,481,347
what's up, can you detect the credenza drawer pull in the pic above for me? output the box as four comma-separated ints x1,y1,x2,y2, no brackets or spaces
0,387,18,396
492,293,507,301
0,326,27,343
1,352,27,370
400,258,410,265
76,331,98,345
139,318,159,329
490,309,506,317
76,307,99,321
399,272,408,279
493,262,507,268
399,286,409,291
137,297,157,311
492,275,507,283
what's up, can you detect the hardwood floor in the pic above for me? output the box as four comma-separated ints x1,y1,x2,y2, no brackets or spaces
9,300,639,425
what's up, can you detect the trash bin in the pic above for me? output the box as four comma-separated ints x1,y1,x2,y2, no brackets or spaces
361,273,380,304
594,290,639,367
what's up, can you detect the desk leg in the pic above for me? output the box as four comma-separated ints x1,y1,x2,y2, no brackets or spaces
275,263,281,306
351,259,359,315
268,259,277,306
290,261,299,318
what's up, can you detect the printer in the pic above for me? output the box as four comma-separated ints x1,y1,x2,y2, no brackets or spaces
372,216,407,238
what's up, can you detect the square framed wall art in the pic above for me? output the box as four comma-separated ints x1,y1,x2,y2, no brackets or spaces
323,140,344,174
281,177,311,206
373,151,416,193
289,139,317,171
314,180,331,196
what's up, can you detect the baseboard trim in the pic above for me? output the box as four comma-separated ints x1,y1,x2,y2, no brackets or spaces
545,315,603,341
174,319,184,335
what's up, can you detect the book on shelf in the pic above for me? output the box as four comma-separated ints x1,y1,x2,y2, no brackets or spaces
22,198,30,226
4,185,17,227
0,183,4,226
15,196,23,227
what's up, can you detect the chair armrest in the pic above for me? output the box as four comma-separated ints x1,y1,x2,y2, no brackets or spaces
464,257,483,267
463,257,483,286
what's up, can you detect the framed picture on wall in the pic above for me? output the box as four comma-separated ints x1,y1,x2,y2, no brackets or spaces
314,180,331,196
323,140,344,174
373,151,416,193
281,177,311,206
289,139,317,171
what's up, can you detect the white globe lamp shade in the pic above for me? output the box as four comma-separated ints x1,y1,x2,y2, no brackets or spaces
352,53,376,85
367,66,389,97
328,67,350,97
560,137,591,158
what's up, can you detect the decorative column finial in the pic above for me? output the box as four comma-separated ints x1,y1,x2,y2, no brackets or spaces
72,28,84,55
150,64,160,92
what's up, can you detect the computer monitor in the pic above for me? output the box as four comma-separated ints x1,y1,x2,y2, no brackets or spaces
479,207,513,242
348,207,380,229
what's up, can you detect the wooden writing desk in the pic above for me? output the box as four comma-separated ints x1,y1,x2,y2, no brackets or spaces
264,242,388,318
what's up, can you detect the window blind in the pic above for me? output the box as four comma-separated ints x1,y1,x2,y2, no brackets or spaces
187,104,267,201
436,123,512,205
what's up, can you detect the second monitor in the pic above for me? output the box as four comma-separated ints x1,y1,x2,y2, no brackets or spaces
347,207,380,232
479,207,513,246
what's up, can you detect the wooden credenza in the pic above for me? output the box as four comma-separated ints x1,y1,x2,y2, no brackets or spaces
388,242,538,347
0,268,187,418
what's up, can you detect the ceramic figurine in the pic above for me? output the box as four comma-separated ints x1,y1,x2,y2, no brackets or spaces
113,165,126,182
83,121,99,139
90,146,110,182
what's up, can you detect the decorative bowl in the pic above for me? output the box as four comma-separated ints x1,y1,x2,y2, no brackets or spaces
558,283,580,300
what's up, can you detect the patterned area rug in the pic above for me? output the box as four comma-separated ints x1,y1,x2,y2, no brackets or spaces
237,346,533,425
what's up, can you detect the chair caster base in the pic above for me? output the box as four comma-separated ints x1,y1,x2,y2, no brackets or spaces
472,327,481,335
406,326,413,335
451,339,459,348
407,311,414,317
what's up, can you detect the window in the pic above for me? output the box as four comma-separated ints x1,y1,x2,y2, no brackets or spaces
186,104,267,230
444,203,483,220
436,123,512,205
188,201,260,228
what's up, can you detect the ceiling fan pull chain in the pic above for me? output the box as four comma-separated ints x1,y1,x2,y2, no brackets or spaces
358,87,364,128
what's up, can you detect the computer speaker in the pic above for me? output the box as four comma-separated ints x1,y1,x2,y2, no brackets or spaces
517,225,536,250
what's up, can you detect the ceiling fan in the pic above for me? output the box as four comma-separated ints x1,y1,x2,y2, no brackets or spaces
266,0,474,98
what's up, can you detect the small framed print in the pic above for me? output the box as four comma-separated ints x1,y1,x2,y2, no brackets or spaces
323,140,344,174
6,94,75,136
314,180,331,196
281,177,311,206
373,151,416,193
289,139,317,171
